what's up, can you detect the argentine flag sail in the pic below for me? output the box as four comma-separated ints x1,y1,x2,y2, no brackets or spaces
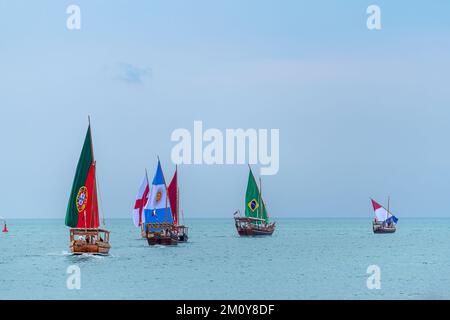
144,160,172,230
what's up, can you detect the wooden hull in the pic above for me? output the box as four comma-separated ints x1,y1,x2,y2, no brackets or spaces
144,223,181,246
236,225,275,236
373,227,396,234
373,223,396,234
70,241,111,255
69,228,111,255
146,235,178,246
234,217,275,236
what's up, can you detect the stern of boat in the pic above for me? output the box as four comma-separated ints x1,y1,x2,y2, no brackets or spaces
69,228,111,255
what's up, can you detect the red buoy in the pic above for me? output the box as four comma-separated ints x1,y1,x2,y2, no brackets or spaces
2,223,8,233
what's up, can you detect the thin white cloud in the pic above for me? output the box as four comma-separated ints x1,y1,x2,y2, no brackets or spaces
117,63,152,84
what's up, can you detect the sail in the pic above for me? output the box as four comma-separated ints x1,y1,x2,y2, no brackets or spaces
133,173,150,227
168,168,178,225
143,160,172,230
371,199,388,222
385,215,398,224
371,199,398,224
65,125,99,228
245,169,268,223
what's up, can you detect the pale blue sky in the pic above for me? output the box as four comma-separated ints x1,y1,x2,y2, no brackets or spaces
0,1,449,219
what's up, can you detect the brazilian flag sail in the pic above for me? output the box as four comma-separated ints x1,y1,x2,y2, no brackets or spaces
245,169,268,223
65,125,99,229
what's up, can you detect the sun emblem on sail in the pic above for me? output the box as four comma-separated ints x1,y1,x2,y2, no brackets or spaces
76,186,88,213
155,190,163,203
248,199,259,212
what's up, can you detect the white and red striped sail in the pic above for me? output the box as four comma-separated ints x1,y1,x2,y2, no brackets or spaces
168,168,178,225
132,174,150,227
371,199,388,222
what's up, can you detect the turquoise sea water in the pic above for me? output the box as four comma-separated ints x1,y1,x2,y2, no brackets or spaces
1,218,450,300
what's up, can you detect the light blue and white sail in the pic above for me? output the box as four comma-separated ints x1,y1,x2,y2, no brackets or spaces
143,160,172,231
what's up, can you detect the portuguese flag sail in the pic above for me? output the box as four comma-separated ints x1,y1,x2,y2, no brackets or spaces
245,168,268,223
65,125,99,229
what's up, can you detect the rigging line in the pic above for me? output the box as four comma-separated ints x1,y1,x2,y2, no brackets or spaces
96,171,106,227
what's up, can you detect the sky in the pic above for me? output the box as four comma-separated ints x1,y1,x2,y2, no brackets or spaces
0,0,450,219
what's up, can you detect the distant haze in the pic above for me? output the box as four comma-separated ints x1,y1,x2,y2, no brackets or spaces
1,1,450,219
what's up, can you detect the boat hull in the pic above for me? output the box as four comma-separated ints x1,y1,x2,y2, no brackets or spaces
234,216,275,236
145,223,178,246
372,222,396,234
146,235,178,246
69,228,111,255
70,241,111,255
373,227,396,234
236,225,275,236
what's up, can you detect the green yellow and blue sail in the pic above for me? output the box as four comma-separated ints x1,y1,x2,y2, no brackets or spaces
245,168,268,223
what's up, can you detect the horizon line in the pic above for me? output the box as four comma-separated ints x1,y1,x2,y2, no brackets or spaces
4,216,450,220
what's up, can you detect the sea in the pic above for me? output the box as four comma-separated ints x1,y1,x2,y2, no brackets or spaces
1,218,450,300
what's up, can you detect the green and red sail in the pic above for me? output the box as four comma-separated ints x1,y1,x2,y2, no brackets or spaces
65,125,99,229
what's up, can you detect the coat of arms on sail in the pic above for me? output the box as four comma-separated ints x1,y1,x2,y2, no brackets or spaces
248,199,259,212
76,186,88,213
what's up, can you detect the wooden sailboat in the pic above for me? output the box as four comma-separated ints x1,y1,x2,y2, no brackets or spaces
371,197,398,234
65,119,111,255
144,159,178,246
168,166,189,242
234,166,276,236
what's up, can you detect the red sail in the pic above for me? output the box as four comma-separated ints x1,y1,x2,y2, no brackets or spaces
76,162,99,229
91,166,100,228
168,168,178,225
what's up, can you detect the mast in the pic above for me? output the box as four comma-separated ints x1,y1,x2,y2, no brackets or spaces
157,156,169,223
88,116,103,228
176,165,179,224
145,168,150,188
387,196,390,217
141,168,149,228
88,116,94,229
247,164,253,220
259,177,262,223
177,186,180,224
145,168,149,226
91,161,97,228
88,116,94,162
